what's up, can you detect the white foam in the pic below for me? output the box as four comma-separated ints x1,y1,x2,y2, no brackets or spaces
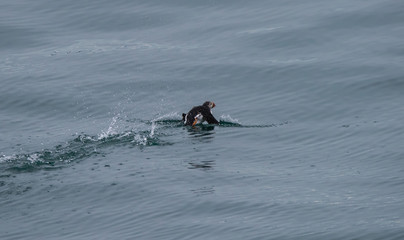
0,154,15,163
27,153,41,163
0,153,44,164
220,114,241,124
133,134,148,146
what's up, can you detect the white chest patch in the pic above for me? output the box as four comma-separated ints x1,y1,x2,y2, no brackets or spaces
194,113,204,124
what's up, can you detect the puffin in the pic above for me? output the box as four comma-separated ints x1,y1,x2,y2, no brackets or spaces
182,101,219,126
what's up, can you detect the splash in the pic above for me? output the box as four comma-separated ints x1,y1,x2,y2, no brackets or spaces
150,121,157,138
0,115,173,172
0,129,165,173
0,113,282,172
0,155,18,164
149,112,183,133
134,133,149,146
151,112,181,123
148,112,180,138
98,114,119,140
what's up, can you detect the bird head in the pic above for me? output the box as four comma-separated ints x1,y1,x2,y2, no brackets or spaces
203,101,216,109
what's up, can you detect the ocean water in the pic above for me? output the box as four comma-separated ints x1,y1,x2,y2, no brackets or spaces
1,0,404,239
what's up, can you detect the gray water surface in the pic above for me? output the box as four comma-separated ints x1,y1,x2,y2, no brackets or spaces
1,0,404,239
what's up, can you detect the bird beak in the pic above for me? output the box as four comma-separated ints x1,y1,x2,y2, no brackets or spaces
212,102,216,108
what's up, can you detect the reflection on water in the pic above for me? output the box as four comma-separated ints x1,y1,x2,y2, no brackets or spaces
191,186,215,196
186,125,216,142
188,125,216,132
185,125,217,171
188,160,215,170
187,129,215,144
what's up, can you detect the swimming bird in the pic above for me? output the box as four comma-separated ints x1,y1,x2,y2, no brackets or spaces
182,101,219,126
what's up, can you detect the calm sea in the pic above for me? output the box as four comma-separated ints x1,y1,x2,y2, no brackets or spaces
1,0,404,239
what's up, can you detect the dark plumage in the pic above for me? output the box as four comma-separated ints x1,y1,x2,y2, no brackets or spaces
182,101,219,126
